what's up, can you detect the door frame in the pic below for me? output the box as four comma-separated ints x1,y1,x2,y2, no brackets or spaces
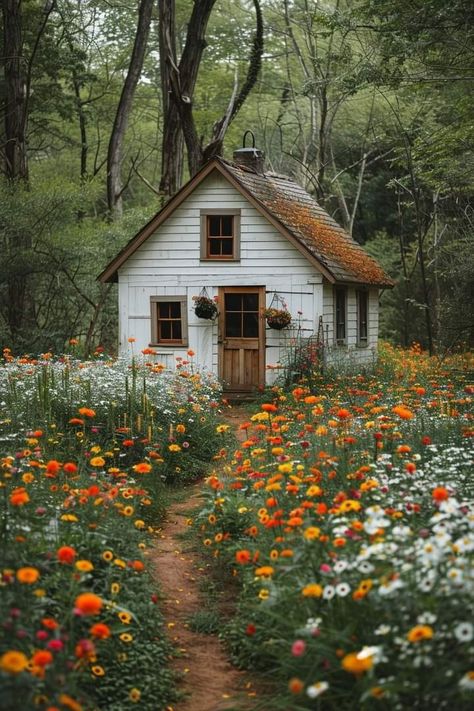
217,285,266,391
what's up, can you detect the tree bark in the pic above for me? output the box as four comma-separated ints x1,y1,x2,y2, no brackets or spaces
106,0,154,218
2,0,28,182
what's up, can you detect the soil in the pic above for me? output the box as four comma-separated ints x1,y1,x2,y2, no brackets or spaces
148,406,261,711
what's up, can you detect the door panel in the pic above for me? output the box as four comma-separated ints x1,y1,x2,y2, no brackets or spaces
219,287,265,392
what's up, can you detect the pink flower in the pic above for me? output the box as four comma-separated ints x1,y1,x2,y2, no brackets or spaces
47,639,64,651
320,563,332,573
291,639,306,656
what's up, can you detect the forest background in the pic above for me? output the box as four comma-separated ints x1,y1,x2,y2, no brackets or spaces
1,0,473,357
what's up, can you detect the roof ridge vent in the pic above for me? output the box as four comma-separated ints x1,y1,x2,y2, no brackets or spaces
233,130,265,175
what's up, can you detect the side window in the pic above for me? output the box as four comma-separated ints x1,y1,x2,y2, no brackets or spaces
334,287,347,345
357,290,368,346
150,296,188,346
200,209,241,261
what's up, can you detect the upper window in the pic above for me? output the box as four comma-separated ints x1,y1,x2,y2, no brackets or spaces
200,209,241,261
357,290,368,346
150,296,188,347
334,287,347,345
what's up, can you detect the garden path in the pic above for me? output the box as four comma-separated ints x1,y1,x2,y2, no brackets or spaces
148,406,259,711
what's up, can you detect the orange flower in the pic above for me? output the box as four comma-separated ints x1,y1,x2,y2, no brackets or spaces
45,460,61,477
342,651,374,675
235,549,252,564
32,650,53,667
132,462,152,474
337,408,351,419
90,622,111,639
392,405,414,420
407,625,434,643
90,456,105,467
0,650,29,673
302,583,323,597
9,487,30,506
17,567,40,584
78,407,96,418
63,462,78,474
42,617,59,630
261,403,277,412
57,546,76,564
432,486,449,502
68,418,84,425
74,592,103,616
288,677,304,694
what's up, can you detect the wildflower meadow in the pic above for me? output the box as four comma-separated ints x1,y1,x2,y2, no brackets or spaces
196,344,474,709
0,343,473,710
0,347,229,711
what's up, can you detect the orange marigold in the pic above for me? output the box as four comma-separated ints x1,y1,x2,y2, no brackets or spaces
16,567,40,584
9,487,30,506
74,592,103,616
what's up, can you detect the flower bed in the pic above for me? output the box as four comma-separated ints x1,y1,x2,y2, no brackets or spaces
0,349,232,710
196,347,474,709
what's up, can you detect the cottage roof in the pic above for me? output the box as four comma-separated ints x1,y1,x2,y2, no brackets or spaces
98,157,394,287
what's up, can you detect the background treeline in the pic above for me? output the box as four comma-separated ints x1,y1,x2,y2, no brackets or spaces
1,0,473,355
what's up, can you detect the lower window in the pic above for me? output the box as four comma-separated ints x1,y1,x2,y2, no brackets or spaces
150,296,188,346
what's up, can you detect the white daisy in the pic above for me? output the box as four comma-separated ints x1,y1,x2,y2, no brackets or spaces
306,681,329,698
335,582,351,597
323,585,335,600
454,622,473,642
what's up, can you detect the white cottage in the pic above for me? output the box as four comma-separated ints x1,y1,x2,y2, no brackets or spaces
99,145,393,394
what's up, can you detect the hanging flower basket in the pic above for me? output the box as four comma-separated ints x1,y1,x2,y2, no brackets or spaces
192,293,218,320
265,307,292,330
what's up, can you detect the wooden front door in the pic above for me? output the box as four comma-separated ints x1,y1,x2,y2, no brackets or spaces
218,286,265,392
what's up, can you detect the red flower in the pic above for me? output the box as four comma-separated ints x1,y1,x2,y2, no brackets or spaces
57,546,76,564
245,623,256,636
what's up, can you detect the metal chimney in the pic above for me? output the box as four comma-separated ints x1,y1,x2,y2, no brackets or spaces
233,130,265,174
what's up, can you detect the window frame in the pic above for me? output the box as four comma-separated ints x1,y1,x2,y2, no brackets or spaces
200,208,241,262
150,296,188,347
356,289,369,348
334,287,347,346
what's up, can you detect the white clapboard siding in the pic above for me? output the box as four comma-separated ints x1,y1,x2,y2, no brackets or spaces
117,169,381,379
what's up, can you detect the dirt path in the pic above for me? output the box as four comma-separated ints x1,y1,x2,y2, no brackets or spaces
148,406,259,711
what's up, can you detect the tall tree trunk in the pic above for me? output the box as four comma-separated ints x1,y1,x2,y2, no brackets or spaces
106,0,154,218
3,0,28,182
159,0,263,192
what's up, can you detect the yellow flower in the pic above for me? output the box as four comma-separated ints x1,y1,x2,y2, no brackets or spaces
168,444,181,452
120,633,133,643
134,519,146,529
111,582,120,594
129,688,141,702
91,665,105,676
0,650,29,673
338,499,362,513
303,527,321,540
118,611,132,624
61,514,79,522
306,485,323,497
302,583,323,598
75,560,94,572
278,462,293,474
90,456,105,467
216,424,230,434
258,589,270,600
114,558,126,568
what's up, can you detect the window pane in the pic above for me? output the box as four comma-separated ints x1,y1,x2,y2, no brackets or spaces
158,303,170,318
172,320,182,340
242,293,258,311
358,292,368,340
208,215,221,236
243,312,259,338
170,302,181,318
225,294,242,311
160,321,172,340
335,289,346,341
226,312,241,337
221,215,233,235
221,238,233,255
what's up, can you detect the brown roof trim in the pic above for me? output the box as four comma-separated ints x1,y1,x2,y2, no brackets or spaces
98,160,220,283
